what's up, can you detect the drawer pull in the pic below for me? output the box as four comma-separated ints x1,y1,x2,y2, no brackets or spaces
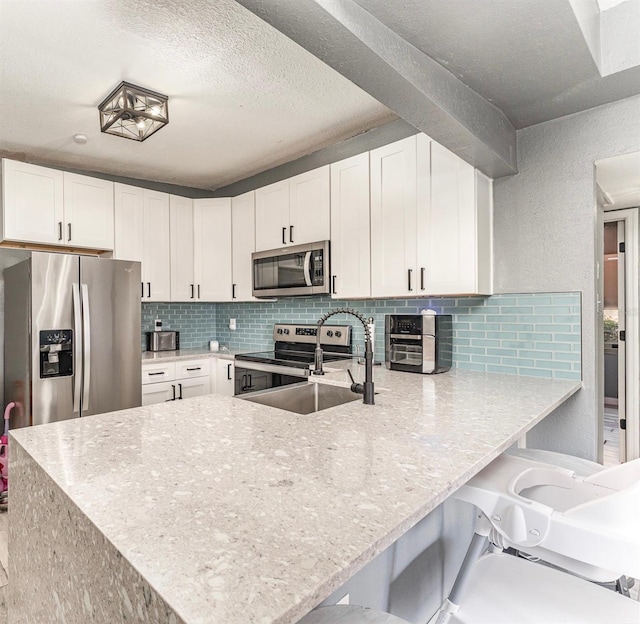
178,383,183,399
148,372,165,376
186,367,201,371
227,363,232,380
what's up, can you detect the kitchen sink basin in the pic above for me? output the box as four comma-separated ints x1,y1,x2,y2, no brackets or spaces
240,382,361,415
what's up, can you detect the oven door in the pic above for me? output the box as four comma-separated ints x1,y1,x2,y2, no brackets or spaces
234,362,309,396
252,241,330,298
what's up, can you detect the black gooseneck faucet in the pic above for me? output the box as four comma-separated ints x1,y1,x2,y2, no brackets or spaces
312,308,375,405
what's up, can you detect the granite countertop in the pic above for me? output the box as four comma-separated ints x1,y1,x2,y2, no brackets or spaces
141,347,253,363
11,366,581,624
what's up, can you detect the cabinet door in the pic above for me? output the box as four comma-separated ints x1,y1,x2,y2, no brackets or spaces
2,159,64,245
216,359,235,396
370,136,417,298
142,191,171,302
63,172,114,250
176,376,211,400
289,165,330,246
255,180,289,251
142,380,176,406
231,191,256,301
415,134,432,295
429,143,487,295
170,195,195,301
330,154,371,298
194,198,232,301
114,183,144,263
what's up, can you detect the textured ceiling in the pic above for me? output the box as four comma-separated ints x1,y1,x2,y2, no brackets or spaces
0,0,395,190
353,0,640,129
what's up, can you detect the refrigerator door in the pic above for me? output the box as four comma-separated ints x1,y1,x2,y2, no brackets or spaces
79,256,141,416
30,252,80,427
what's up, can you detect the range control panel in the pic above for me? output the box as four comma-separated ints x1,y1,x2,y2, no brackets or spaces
39,329,73,378
273,323,352,347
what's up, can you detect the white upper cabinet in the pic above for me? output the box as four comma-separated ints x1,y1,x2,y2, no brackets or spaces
231,191,256,301
255,165,330,252
330,153,371,299
370,135,492,298
255,180,289,251
370,136,418,298
288,165,330,246
142,190,171,302
194,198,232,301
1,159,64,245
426,142,492,296
1,160,114,250
62,172,114,250
114,183,144,262
170,195,195,301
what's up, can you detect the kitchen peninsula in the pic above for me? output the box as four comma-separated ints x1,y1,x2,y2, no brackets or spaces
8,366,581,624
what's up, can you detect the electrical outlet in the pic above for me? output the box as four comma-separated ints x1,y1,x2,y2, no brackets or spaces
229,318,236,330
337,594,349,605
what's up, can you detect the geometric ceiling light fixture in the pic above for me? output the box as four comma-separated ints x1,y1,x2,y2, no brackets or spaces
98,81,169,142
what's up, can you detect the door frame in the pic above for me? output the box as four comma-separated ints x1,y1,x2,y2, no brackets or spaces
602,208,639,461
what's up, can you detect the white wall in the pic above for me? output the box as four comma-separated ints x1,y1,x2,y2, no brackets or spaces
493,94,640,460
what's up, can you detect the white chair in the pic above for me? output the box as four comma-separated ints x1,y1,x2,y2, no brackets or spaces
297,605,410,623
436,453,640,623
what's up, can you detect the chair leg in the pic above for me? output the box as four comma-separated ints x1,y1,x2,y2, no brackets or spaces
435,515,491,624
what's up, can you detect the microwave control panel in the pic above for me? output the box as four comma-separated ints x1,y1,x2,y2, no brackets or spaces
311,250,324,285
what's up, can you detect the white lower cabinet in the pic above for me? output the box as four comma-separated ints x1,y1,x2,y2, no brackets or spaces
142,358,212,405
215,359,235,396
142,381,176,406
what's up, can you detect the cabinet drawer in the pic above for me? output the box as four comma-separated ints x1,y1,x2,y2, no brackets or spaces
141,362,176,385
175,359,210,379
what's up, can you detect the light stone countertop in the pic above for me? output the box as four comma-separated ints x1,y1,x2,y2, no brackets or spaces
10,366,581,624
141,347,252,363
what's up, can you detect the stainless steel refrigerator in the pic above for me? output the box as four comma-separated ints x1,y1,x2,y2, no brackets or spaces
4,252,141,429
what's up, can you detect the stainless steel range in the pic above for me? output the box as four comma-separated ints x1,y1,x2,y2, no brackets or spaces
234,323,352,395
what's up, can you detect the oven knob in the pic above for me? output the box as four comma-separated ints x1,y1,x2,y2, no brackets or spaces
326,330,333,337
284,328,290,335
277,328,283,335
335,330,342,338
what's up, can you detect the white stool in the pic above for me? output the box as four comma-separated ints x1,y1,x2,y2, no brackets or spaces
298,605,410,623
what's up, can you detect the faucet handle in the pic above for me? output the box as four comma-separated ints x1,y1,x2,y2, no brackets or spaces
347,368,356,385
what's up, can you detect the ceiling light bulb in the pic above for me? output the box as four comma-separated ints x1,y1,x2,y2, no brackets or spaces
135,118,146,130
150,105,161,116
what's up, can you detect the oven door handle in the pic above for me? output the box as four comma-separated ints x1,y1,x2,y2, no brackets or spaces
235,361,310,378
303,252,312,287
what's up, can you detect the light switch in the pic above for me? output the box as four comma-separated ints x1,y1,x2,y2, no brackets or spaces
229,318,236,330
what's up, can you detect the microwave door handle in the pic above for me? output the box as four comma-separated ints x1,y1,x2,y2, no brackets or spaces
303,252,312,287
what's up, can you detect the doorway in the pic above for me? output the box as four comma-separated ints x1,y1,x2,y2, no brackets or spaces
602,220,625,464
600,209,639,464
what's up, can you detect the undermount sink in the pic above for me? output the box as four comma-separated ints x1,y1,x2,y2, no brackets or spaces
240,382,361,415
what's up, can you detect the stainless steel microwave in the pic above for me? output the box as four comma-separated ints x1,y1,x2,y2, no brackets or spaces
252,241,330,298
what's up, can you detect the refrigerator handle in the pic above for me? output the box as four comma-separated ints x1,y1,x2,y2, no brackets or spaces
81,283,91,411
72,283,82,413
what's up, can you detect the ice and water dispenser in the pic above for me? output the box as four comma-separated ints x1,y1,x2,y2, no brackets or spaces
39,330,73,378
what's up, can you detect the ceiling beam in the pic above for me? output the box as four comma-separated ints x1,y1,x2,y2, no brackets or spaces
236,0,517,177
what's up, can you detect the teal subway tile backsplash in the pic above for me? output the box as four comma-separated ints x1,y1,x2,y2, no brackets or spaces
142,292,581,382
